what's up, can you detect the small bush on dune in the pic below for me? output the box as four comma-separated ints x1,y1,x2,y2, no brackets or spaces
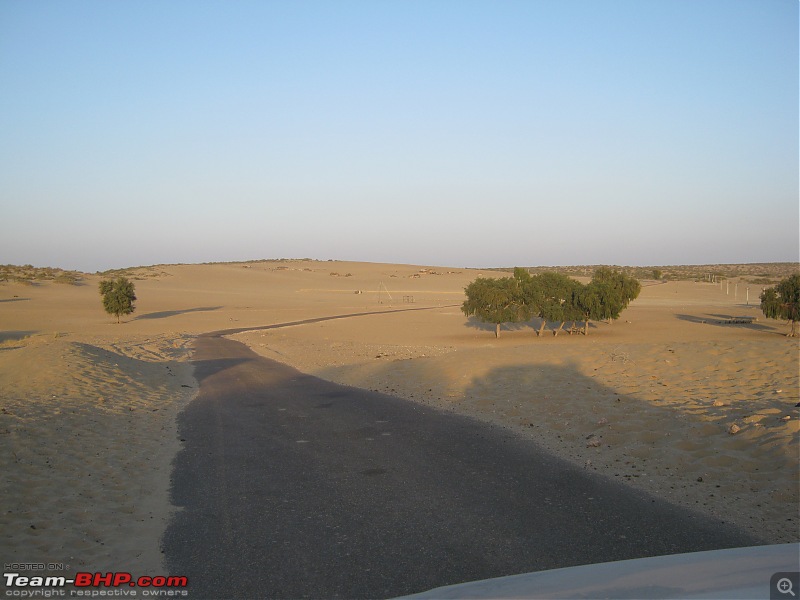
54,272,81,285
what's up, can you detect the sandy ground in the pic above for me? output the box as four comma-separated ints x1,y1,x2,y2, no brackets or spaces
1,260,798,579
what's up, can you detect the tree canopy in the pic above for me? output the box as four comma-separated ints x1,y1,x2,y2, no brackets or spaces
99,277,137,323
760,274,800,337
461,276,529,338
463,268,640,337
576,268,641,334
518,271,582,336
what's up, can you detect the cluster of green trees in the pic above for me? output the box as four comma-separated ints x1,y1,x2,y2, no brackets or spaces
462,267,641,338
760,274,800,337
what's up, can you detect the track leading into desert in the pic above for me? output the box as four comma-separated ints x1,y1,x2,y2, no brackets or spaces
163,316,760,599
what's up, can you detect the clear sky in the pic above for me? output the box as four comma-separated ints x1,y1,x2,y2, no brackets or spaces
1,0,797,272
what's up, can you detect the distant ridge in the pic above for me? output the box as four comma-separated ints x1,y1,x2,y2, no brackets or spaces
2,260,798,284
479,262,799,282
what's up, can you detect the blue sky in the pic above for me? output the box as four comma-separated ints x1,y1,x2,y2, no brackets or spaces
1,0,797,272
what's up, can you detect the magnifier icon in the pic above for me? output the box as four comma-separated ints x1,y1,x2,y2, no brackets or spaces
778,578,796,597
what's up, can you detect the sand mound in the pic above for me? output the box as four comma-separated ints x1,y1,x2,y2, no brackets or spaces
0,333,195,573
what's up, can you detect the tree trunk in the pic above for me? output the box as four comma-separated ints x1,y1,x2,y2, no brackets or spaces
495,323,500,338
553,322,565,337
791,320,798,337
584,318,589,335
537,319,547,337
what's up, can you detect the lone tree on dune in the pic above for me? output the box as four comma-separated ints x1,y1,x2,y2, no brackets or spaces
99,277,137,323
462,276,529,338
760,274,800,337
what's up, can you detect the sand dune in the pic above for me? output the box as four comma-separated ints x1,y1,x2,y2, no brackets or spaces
1,260,797,577
0,333,195,573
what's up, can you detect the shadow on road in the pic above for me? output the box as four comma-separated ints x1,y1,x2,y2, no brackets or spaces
191,357,255,382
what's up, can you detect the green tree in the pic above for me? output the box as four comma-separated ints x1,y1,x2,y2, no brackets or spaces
99,277,137,323
464,267,641,338
576,268,641,334
592,267,642,307
760,274,800,337
462,276,529,338
523,272,582,337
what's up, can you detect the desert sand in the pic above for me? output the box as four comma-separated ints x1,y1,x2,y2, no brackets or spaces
1,260,797,578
